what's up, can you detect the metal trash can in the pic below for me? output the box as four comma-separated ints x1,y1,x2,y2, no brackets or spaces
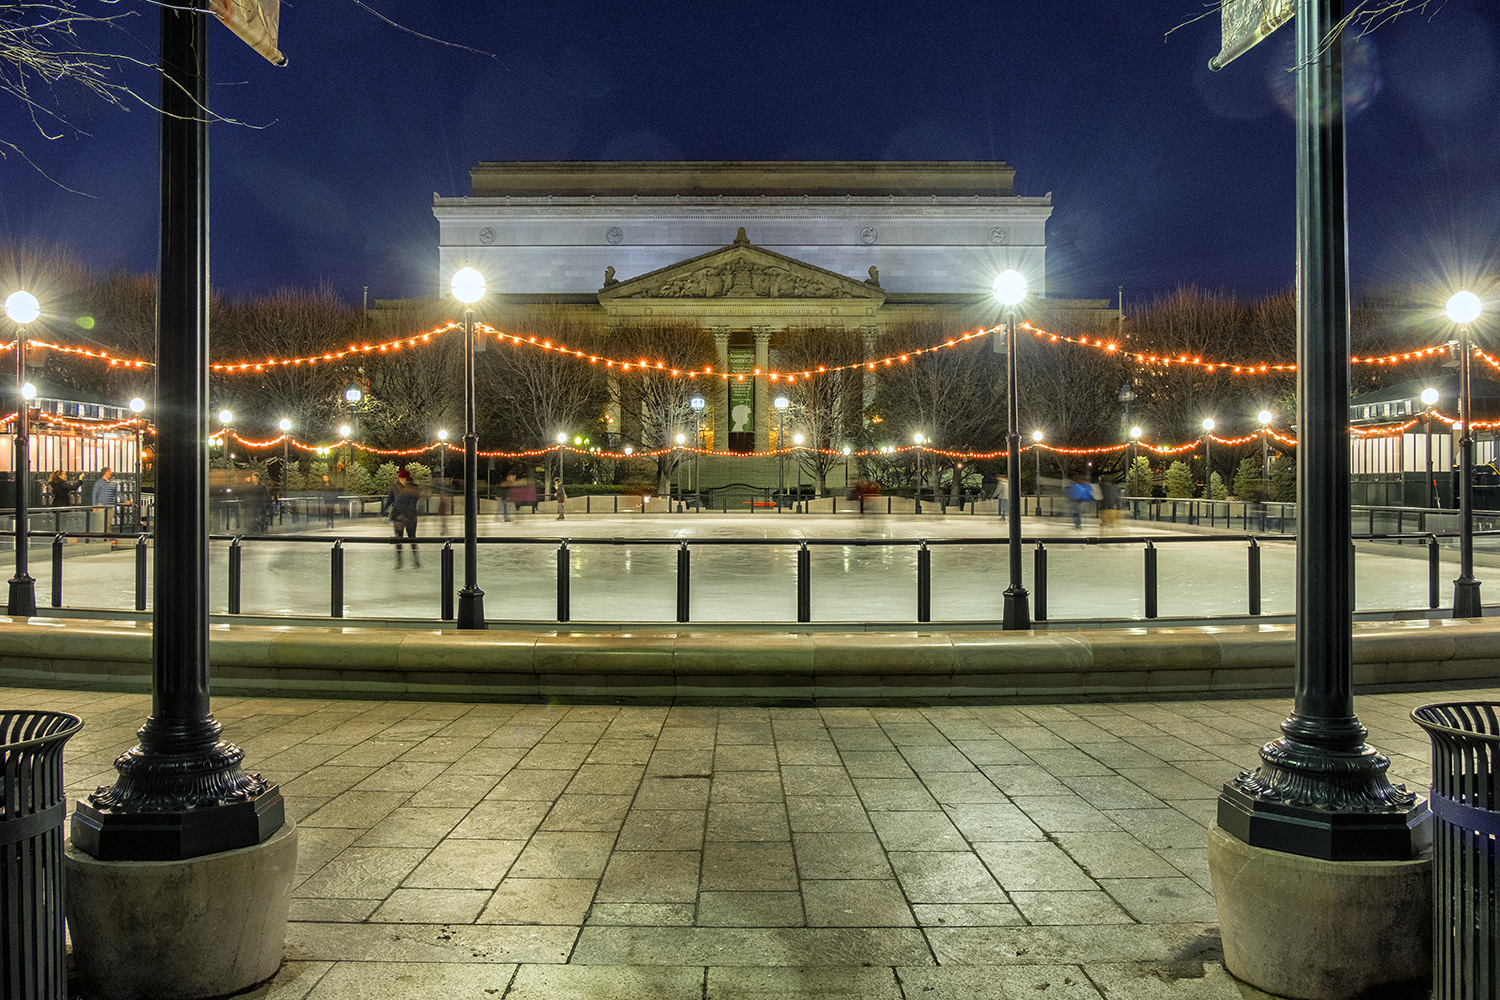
1,710,84,1000
1412,702,1500,1000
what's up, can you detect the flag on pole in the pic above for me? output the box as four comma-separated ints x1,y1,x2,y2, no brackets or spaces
211,0,287,66
1210,0,1293,70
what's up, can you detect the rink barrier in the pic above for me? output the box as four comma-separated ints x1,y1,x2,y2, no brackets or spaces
24,528,1492,626
0,616,1497,701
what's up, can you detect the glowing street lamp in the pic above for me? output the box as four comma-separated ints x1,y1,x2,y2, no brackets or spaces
793,433,804,508
675,432,686,511
1447,290,1483,617
690,394,705,508
774,395,790,505
1032,430,1044,516
1258,410,1273,481
1129,425,1142,481
436,428,448,483
1202,418,1216,498
1420,389,1438,509
5,289,39,615
451,264,487,628
993,268,1029,629
219,410,235,465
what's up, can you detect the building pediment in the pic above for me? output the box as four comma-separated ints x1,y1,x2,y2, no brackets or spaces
598,228,885,305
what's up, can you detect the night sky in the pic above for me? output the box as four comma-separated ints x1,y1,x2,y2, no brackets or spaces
3,0,1497,308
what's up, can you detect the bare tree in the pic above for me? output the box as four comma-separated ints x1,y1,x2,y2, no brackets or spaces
775,326,866,495
479,303,608,464
605,320,716,495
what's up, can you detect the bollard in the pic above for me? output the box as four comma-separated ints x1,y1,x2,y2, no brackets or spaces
797,540,810,623
676,541,690,623
441,542,455,620
557,540,571,622
331,540,344,618
134,535,149,612
916,541,931,623
1248,537,1261,616
1034,543,1047,621
1144,540,1158,619
50,535,63,608
1429,534,1440,610
228,537,242,615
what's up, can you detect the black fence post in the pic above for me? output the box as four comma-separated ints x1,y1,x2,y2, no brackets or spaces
557,540,571,622
1428,534,1440,610
51,534,63,608
676,541,690,623
1034,542,1047,622
1144,540,1158,619
1248,537,1261,617
331,540,344,618
227,537,242,615
797,540,810,623
441,541,455,621
916,541,931,623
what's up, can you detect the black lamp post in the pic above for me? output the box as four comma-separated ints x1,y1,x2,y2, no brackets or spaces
1420,389,1437,509
1258,409,1272,482
914,432,925,514
675,432,685,512
437,428,448,484
5,290,38,617
1216,0,1427,861
1448,290,1483,617
1032,430,1043,516
451,265,487,629
993,268,1029,630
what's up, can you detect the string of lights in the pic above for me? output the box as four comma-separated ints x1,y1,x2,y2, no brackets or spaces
12,314,1473,384
1021,321,1461,374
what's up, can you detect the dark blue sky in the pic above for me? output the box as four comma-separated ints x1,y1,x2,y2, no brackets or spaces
4,1,1497,307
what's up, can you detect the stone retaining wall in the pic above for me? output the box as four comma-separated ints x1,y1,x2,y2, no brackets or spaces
1,616,1497,701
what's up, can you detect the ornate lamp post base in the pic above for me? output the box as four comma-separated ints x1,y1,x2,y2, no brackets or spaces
1453,577,1482,618
457,586,487,630
1218,731,1430,862
1002,586,1030,631
71,741,283,861
8,572,36,617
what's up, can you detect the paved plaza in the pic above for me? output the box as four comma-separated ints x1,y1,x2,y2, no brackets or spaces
20,678,1487,999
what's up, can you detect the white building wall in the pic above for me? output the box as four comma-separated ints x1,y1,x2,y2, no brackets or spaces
433,196,1052,298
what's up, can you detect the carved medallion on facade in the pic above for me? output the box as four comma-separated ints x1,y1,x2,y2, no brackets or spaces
479,227,496,245
989,227,1006,245
860,226,878,245
605,226,624,245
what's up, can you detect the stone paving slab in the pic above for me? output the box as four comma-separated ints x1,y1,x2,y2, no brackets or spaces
13,681,1481,998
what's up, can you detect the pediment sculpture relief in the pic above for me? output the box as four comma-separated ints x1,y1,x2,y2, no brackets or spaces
645,260,854,299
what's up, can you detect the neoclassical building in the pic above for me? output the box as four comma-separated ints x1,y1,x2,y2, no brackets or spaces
432,161,1055,451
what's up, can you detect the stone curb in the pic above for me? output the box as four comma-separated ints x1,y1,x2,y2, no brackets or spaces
2,615,1496,700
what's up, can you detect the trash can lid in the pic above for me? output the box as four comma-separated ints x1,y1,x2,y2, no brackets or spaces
1411,702,1500,742
0,710,84,751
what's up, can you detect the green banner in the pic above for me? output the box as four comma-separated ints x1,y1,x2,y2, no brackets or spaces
728,348,754,434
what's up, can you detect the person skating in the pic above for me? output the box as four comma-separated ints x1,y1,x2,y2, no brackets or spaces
383,467,422,568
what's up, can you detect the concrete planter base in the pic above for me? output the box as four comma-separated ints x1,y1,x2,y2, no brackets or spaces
1207,823,1430,1000
66,818,297,1000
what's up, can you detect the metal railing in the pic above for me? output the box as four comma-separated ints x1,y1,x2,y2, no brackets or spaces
26,525,1496,627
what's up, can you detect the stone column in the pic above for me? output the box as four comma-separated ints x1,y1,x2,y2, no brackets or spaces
713,327,730,453
753,327,772,452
